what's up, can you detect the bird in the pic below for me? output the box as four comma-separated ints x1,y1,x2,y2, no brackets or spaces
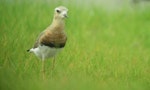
27,6,68,78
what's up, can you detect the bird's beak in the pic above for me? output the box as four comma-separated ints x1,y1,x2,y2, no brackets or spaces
64,14,68,18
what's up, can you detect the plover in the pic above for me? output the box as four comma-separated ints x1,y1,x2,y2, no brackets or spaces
27,6,68,76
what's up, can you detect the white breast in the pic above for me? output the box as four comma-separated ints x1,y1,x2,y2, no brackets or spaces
30,45,62,60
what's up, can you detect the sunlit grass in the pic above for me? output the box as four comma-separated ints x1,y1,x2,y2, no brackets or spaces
0,0,150,90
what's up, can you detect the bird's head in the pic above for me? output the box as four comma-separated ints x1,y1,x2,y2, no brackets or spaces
54,6,68,20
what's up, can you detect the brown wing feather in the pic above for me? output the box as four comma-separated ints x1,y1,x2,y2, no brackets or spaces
39,30,67,47
33,31,45,48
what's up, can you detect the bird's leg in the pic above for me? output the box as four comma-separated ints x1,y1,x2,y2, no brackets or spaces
52,57,55,70
42,59,45,80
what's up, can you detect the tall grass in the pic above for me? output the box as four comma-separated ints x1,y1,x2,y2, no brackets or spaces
0,0,150,90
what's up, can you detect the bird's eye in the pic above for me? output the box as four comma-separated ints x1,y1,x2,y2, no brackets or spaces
56,9,61,13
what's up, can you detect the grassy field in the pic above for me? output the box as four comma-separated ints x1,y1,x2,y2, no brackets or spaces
0,0,150,90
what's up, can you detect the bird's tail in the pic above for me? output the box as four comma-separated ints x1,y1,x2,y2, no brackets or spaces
27,49,32,53
27,49,30,52
27,48,34,53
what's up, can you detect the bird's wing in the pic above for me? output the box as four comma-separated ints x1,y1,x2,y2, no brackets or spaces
33,31,45,48
39,30,67,48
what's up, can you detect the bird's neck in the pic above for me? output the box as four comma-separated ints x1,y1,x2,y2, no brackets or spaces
51,18,65,31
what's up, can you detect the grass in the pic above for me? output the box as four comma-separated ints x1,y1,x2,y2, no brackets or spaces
0,0,150,90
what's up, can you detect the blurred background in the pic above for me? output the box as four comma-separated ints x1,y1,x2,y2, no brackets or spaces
0,0,150,90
